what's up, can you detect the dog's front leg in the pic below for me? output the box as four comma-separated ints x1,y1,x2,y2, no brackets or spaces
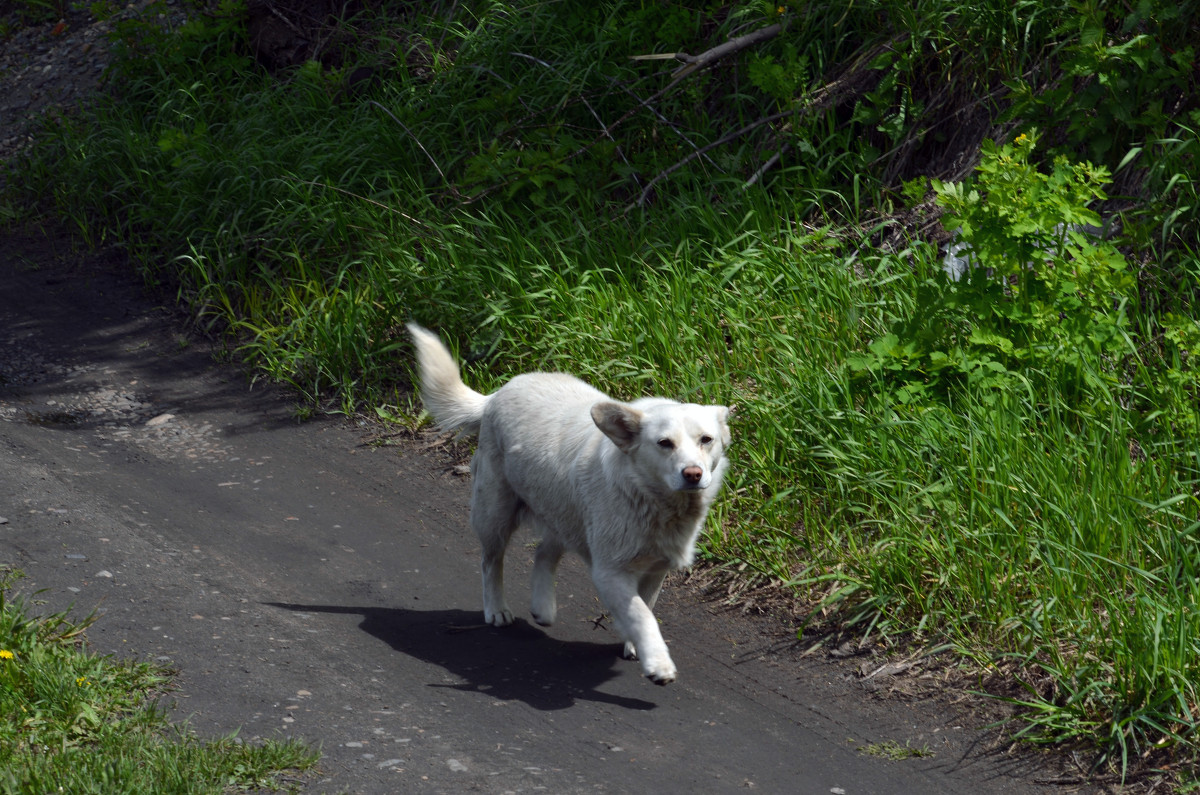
638,564,669,612
622,565,669,661
592,566,677,684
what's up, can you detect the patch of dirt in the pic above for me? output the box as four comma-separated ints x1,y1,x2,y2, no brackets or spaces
243,0,437,97
0,0,433,179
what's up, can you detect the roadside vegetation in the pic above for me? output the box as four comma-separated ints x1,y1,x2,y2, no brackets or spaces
2,0,1197,784
0,571,317,792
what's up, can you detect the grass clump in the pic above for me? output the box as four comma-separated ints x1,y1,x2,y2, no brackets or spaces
858,739,935,761
2,0,1199,781
0,572,318,793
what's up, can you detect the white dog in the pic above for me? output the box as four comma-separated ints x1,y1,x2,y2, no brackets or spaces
407,324,731,684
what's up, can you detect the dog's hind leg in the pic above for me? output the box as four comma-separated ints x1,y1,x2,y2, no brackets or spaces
592,565,677,684
529,534,564,626
470,459,520,627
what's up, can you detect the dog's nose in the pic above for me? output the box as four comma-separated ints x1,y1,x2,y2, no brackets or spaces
682,466,703,484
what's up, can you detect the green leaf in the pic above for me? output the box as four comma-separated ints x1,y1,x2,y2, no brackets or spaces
969,327,1015,354
869,333,900,358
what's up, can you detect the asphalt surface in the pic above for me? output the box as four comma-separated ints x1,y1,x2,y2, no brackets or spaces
0,232,1072,793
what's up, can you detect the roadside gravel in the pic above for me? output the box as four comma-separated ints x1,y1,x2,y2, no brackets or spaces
0,0,188,165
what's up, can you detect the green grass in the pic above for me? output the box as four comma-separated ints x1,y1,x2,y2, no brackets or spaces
0,572,318,793
859,739,935,761
2,0,1198,782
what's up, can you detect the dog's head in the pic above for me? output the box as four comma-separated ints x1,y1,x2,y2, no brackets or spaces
590,400,731,492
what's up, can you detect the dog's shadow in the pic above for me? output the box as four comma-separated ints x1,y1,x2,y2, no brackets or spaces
266,602,656,712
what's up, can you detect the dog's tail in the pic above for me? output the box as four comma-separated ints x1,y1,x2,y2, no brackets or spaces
407,323,489,435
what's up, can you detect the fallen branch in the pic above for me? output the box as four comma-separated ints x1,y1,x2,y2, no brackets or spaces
631,22,784,86
743,143,790,189
631,36,903,207
675,22,783,75
563,22,786,163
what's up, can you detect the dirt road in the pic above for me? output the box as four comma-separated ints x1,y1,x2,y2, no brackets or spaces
0,231,1069,793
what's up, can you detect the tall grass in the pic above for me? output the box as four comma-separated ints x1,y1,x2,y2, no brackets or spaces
3,0,1198,778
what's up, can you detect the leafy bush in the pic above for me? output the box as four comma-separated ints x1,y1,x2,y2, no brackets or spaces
852,133,1134,401
1006,0,1199,292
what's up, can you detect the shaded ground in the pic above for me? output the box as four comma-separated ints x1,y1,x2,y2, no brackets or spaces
0,229,1108,793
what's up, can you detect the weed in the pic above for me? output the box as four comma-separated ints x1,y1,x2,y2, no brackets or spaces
858,739,935,761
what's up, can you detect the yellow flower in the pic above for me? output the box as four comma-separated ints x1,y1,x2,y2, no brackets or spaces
0,650,13,660
1015,133,1028,144
777,5,786,13
76,676,89,687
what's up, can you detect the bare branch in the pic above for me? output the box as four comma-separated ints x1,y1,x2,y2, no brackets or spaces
632,109,799,209
569,22,787,161
666,22,784,81
743,143,790,189
630,35,906,207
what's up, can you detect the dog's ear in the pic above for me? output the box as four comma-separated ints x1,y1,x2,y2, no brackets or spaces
716,405,732,447
591,402,643,452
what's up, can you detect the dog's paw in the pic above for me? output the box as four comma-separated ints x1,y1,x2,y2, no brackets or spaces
529,596,556,626
620,639,675,681
485,607,515,627
643,658,677,685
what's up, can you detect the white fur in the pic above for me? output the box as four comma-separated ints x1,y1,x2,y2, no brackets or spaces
407,324,731,684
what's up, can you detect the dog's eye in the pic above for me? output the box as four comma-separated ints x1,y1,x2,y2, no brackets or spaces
656,438,675,450
699,435,713,446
